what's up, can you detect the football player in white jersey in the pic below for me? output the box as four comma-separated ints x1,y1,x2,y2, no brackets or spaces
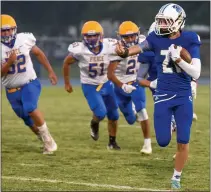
107,21,152,154
1,14,58,154
62,21,120,150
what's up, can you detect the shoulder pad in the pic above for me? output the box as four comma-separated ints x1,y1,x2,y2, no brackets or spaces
18,32,36,48
68,42,82,53
183,31,201,45
138,35,146,43
68,42,83,60
103,38,118,47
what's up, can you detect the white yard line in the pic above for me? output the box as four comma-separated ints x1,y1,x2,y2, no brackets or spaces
19,163,46,167
2,176,171,191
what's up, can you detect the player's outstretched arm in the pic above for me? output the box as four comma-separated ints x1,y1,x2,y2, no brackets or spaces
115,41,142,58
31,45,58,85
1,51,17,76
107,61,123,88
137,63,157,89
62,55,76,93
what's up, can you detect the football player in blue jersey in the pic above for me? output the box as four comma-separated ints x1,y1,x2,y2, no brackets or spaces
115,3,201,189
137,23,177,134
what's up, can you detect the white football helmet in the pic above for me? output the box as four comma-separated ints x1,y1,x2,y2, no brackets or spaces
154,3,186,35
148,22,156,35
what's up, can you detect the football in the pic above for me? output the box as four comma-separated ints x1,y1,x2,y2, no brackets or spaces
174,45,192,64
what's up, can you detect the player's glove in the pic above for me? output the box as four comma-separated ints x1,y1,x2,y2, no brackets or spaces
121,84,136,93
115,41,129,58
169,44,182,62
191,80,197,99
149,79,157,89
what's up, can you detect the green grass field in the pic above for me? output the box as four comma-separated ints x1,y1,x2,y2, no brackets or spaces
2,85,210,191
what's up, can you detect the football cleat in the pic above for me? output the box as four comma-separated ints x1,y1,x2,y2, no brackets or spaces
140,145,152,155
90,120,99,141
171,120,177,135
193,113,198,121
171,179,181,189
42,135,57,155
107,142,121,150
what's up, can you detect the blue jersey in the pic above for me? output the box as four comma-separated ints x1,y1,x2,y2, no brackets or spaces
138,51,157,81
141,31,201,93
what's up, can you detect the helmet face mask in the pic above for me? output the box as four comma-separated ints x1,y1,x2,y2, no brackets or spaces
154,3,186,36
1,27,17,44
120,33,139,48
118,21,140,48
81,21,103,49
1,14,17,44
83,33,102,49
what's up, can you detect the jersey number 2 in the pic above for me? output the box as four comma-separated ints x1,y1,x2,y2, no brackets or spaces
161,50,182,73
7,54,26,75
126,59,136,75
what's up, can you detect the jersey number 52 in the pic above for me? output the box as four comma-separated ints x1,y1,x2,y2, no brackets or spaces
6,54,26,75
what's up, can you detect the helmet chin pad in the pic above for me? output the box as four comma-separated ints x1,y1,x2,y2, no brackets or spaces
120,33,139,48
83,33,102,49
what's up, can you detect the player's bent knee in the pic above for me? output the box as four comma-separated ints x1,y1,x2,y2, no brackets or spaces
177,139,190,144
125,115,136,125
96,114,106,121
157,138,171,147
24,103,37,114
93,106,107,121
107,110,119,121
136,108,148,122
23,116,34,127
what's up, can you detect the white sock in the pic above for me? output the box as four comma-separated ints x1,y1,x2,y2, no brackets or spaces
37,122,51,142
172,169,182,181
37,122,48,132
144,138,151,146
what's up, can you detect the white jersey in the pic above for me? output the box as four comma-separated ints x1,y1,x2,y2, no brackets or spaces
1,32,37,88
110,35,146,83
68,38,117,85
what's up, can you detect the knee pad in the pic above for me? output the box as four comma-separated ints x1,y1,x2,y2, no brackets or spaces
157,138,171,147
136,108,148,122
177,139,189,144
23,103,37,114
95,108,107,121
107,109,119,121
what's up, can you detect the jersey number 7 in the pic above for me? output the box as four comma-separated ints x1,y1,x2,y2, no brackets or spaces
161,50,182,73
